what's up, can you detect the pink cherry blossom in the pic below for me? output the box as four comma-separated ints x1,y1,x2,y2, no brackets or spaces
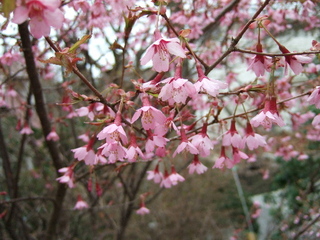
74,195,89,210
56,166,75,188
147,164,163,184
140,30,186,72
232,147,248,164
213,147,234,169
136,203,150,215
189,124,214,157
145,130,169,153
188,155,208,174
131,95,166,130
126,133,144,162
97,113,128,144
158,77,196,105
12,0,64,38
222,120,242,148
251,96,285,129
312,114,320,129
72,146,96,165
46,129,60,141
279,45,312,75
98,142,127,163
169,166,185,185
241,122,266,150
247,43,272,77
307,86,320,109
20,123,34,135
160,170,173,188
194,65,228,97
173,128,199,157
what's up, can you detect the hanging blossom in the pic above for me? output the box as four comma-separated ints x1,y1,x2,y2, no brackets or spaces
241,122,267,150
169,166,185,185
188,155,208,174
46,128,60,141
158,63,197,105
56,165,75,188
278,45,312,75
146,164,163,184
250,96,285,129
213,146,234,169
189,123,214,157
194,65,228,97
97,112,128,144
140,30,186,72
71,137,96,165
247,42,272,77
126,133,145,162
136,202,150,215
131,94,166,130
74,195,89,210
145,130,169,154
12,0,64,38
222,119,242,149
173,128,199,157
232,147,248,165
160,170,173,188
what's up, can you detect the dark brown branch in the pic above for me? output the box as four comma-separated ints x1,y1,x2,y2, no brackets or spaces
200,0,241,41
293,214,320,240
18,22,67,240
0,119,14,197
0,196,56,205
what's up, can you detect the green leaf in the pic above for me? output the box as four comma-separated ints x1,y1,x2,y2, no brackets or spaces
69,35,91,53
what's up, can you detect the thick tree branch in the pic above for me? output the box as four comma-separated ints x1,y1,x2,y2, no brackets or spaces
18,22,67,240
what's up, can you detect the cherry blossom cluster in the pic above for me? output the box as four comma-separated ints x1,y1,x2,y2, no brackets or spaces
2,0,320,218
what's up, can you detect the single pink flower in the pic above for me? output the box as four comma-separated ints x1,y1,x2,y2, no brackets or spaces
169,166,185,185
125,133,144,162
247,43,272,77
72,137,96,165
188,155,208,174
131,95,166,130
307,86,320,109
279,45,312,75
145,130,169,153
241,122,266,150
213,147,234,169
147,164,163,184
312,114,320,129
74,195,89,210
12,0,64,38
20,123,34,135
98,142,127,163
232,147,248,164
160,170,173,188
158,77,196,105
136,203,150,215
250,96,285,129
140,30,186,72
56,165,75,188
194,65,228,97
97,113,128,144
173,128,199,157
222,119,242,148
46,128,60,141
189,124,214,157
